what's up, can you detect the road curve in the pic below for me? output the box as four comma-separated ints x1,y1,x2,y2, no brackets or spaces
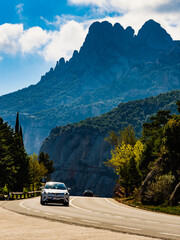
2,196,180,240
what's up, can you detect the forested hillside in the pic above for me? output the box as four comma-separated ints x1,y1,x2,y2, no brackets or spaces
40,90,180,197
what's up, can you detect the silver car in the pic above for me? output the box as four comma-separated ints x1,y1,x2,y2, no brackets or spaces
40,182,70,206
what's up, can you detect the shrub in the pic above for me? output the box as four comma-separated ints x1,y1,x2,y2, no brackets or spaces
143,173,175,205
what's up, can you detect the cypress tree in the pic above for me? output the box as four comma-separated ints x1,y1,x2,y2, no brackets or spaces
0,116,30,192
19,125,24,146
15,112,19,134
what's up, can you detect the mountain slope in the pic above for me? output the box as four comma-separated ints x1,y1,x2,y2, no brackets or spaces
0,19,180,153
40,90,180,196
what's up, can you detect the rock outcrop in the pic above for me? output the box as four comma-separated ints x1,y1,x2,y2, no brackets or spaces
40,127,116,196
137,19,173,51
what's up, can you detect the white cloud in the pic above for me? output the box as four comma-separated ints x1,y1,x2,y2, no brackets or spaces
15,3,25,20
19,27,50,54
69,0,170,11
0,23,23,54
0,0,180,64
42,20,88,61
69,0,180,40
16,3,24,15
0,56,3,61
0,21,88,62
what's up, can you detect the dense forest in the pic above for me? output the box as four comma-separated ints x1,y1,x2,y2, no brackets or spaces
0,113,54,194
106,101,180,206
49,90,180,139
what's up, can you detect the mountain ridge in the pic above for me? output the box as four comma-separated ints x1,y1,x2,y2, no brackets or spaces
0,19,180,153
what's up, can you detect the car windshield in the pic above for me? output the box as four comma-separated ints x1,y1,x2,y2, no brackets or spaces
45,183,66,190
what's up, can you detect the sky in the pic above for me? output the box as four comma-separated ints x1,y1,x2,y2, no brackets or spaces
0,0,180,96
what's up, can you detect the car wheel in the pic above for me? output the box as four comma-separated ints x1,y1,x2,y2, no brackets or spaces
40,196,45,205
63,201,69,207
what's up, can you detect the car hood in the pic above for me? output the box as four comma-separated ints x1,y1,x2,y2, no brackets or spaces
43,189,68,194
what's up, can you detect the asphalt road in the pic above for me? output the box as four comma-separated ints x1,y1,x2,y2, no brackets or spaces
2,196,180,240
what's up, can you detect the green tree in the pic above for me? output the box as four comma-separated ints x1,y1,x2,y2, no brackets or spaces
176,100,180,113
29,154,47,191
105,126,143,196
106,125,137,147
15,112,19,134
0,115,30,192
9,133,30,191
38,152,54,181
139,110,172,179
140,102,180,205
0,119,15,190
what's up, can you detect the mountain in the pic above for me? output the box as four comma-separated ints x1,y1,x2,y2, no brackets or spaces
0,19,180,153
40,90,180,196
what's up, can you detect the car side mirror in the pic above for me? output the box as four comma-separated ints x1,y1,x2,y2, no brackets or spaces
68,188,71,191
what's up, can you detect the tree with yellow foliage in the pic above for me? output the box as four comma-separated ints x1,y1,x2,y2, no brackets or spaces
106,126,144,196
29,153,47,191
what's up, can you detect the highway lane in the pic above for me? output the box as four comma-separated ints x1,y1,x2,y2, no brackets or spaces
2,196,180,240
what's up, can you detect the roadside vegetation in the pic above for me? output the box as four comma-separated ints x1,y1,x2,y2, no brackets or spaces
116,197,180,215
105,101,180,211
0,112,54,196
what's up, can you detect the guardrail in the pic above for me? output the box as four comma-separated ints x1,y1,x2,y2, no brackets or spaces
0,191,41,200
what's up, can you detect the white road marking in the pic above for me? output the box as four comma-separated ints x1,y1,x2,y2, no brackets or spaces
19,201,26,209
160,232,180,237
70,197,93,213
82,220,100,224
105,198,121,208
33,210,40,213
105,198,131,210
114,225,141,231
19,199,36,209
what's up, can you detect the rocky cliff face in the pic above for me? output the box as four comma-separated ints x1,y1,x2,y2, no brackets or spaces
40,127,116,196
0,19,180,153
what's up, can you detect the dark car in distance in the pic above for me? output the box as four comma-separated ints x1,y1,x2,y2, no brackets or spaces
83,190,93,197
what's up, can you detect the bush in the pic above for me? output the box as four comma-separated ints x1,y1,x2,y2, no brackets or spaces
143,173,175,205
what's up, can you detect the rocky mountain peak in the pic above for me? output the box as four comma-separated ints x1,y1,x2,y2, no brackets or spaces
137,19,173,50
80,20,135,58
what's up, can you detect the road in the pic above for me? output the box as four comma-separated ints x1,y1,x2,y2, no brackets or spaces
2,196,180,240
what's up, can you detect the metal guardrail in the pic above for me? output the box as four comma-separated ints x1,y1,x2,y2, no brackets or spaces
0,191,41,200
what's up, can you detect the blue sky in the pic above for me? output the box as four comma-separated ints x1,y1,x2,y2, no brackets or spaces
0,0,180,96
